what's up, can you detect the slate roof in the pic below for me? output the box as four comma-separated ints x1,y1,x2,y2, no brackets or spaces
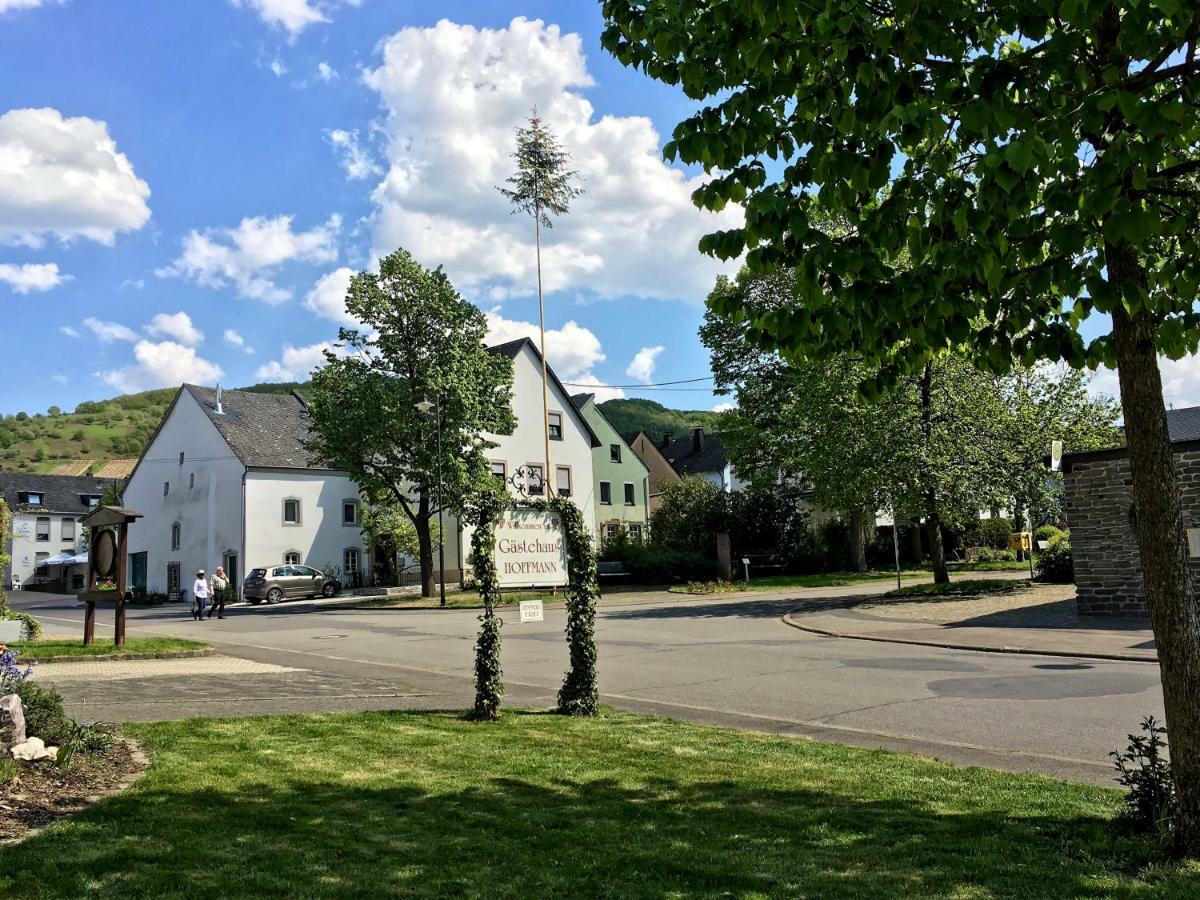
1167,406,1200,442
182,385,328,470
0,473,119,515
662,430,730,478
570,392,594,410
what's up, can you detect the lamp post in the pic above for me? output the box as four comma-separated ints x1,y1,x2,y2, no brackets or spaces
416,398,447,608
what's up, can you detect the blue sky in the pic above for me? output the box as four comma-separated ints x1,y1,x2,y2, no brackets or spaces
0,1,737,415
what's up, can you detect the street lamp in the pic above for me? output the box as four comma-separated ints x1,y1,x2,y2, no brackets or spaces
416,398,447,608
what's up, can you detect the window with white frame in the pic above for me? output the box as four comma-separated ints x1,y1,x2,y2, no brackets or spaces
171,522,181,551
628,523,644,543
599,481,612,504
489,460,507,483
526,463,545,496
342,500,359,526
35,517,50,542
282,498,301,525
547,411,563,441
624,482,636,505
610,443,622,463
344,547,360,574
61,517,75,543
556,466,572,497
603,523,621,543
284,550,302,565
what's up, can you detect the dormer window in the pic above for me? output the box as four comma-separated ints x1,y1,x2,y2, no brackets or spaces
18,491,43,506
80,494,101,507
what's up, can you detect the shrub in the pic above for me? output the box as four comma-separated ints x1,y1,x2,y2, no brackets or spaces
0,607,42,639
649,478,729,555
16,680,71,745
1111,716,1176,838
785,526,829,573
968,517,1013,550
601,541,717,584
1034,524,1064,544
1035,540,1074,583
1,644,35,692
972,548,1017,563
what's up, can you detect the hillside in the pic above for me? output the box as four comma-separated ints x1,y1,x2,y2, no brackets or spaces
0,381,306,475
596,398,727,442
0,386,725,476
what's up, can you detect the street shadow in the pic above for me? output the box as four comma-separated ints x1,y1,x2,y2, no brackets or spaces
0,714,1170,898
951,599,1154,635
602,596,827,621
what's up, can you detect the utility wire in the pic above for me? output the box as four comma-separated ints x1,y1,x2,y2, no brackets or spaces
561,376,715,389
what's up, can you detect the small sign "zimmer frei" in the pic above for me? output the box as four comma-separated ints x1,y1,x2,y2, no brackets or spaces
494,509,569,588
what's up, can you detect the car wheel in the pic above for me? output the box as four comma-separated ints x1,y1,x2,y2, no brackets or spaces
322,582,336,598
267,587,284,604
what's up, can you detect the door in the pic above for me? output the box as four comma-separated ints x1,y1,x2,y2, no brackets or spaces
223,553,238,601
297,565,323,597
131,552,148,594
167,562,181,602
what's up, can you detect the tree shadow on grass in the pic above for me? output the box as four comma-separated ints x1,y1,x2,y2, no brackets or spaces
0,725,1187,898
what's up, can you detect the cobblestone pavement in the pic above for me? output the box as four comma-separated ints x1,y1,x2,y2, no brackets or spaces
32,656,302,682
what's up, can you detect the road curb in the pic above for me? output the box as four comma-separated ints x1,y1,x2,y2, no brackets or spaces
780,611,1159,664
18,648,216,665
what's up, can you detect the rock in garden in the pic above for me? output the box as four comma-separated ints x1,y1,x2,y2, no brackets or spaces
9,736,53,761
0,693,25,749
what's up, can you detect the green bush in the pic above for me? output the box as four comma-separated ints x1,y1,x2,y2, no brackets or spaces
16,680,71,744
1034,525,1064,544
601,540,717,584
1035,540,1074,583
649,478,729,555
972,548,1017,563
969,517,1013,550
0,607,42,639
1048,529,1071,549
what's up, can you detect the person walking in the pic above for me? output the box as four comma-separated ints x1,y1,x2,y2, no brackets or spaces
192,569,209,621
208,566,229,620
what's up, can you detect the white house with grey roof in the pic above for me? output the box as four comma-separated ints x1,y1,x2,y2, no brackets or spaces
122,385,368,599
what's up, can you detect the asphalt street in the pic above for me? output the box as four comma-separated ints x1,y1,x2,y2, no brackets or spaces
12,588,1165,786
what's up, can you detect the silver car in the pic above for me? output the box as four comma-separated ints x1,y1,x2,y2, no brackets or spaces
244,565,341,604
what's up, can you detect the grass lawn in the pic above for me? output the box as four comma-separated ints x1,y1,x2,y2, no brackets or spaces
884,577,1027,599
360,589,562,610
672,567,1031,594
0,710,1195,897
12,636,209,661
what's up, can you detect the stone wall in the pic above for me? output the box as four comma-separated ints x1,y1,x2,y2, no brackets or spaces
1065,449,1200,616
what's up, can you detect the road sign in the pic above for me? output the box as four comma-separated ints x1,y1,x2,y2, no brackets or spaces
519,599,544,623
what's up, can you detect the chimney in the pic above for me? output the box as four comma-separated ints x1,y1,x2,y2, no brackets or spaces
693,427,705,453
660,433,673,449
215,383,224,415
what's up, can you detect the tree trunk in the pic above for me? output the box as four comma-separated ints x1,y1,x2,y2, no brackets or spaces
849,508,868,572
924,501,949,585
1110,251,1200,856
908,517,924,563
416,490,434,598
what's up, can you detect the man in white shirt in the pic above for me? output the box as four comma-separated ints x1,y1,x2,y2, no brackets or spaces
192,569,210,621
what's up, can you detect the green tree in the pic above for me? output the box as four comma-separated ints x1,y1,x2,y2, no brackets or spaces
649,478,729,556
359,495,439,586
304,249,516,598
498,112,583,496
601,2,1200,851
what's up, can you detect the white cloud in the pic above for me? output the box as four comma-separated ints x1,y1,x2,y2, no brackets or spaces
0,1,58,14
101,340,223,393
483,307,623,400
0,107,151,247
0,261,69,293
269,56,288,77
224,328,255,353
59,325,79,338
317,61,336,82
626,345,665,383
231,0,359,37
304,266,358,324
51,373,68,385
145,311,203,346
84,316,137,343
712,401,735,413
563,372,625,403
361,17,741,304
255,341,341,381
157,213,341,303
1093,355,1200,411
325,129,380,181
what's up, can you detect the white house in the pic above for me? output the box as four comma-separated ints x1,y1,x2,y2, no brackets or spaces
123,385,368,598
438,337,601,581
1,473,115,590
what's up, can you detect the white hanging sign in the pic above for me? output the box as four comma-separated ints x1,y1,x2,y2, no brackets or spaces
494,508,568,588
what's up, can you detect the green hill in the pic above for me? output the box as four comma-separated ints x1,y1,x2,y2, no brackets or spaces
0,382,306,475
596,398,726,442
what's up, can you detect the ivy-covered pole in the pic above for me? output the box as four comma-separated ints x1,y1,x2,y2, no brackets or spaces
553,496,599,716
466,488,507,721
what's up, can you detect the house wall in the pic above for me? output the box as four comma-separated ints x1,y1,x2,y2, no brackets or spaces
244,469,368,578
442,344,597,579
1064,449,1200,616
577,397,650,540
627,433,681,513
6,511,86,588
124,390,246,595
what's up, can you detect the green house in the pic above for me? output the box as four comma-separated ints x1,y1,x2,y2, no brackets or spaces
571,394,651,543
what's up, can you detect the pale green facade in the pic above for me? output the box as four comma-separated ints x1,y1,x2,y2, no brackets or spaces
571,394,651,543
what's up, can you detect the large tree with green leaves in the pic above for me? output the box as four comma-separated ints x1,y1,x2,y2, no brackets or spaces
602,1,1200,851
305,249,515,598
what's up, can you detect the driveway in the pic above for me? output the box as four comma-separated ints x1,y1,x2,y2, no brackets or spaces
11,588,1163,787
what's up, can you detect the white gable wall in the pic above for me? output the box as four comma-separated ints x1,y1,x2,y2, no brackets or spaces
442,343,597,576
244,469,367,577
125,390,246,594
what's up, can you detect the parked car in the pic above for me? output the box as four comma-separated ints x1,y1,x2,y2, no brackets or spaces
244,565,341,604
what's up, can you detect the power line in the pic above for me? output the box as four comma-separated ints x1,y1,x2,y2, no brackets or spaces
561,376,715,389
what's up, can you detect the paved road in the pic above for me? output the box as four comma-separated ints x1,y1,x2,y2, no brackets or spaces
12,588,1164,786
